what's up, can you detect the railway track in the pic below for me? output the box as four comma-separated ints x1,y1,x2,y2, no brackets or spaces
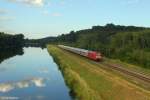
59,45,150,84
91,61,150,83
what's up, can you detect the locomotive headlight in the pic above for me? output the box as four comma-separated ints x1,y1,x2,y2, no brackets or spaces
96,53,101,58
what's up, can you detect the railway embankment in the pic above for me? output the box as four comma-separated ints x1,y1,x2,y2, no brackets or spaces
47,45,150,100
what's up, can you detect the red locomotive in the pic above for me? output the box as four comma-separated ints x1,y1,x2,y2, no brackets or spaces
58,45,102,61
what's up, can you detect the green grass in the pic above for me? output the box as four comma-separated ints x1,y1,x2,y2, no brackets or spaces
47,45,150,100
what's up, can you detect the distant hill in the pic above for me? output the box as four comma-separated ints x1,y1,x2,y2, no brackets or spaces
25,36,56,47
27,23,148,45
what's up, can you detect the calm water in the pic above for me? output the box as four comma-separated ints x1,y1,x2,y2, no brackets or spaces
0,47,72,100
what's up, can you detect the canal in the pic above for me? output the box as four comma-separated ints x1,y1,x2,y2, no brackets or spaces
0,47,72,100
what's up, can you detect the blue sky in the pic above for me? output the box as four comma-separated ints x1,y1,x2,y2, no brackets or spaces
0,0,150,39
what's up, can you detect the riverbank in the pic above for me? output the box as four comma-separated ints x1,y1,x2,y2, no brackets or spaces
47,45,150,100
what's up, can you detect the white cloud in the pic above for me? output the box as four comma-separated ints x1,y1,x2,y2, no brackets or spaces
0,8,13,22
16,81,29,88
43,10,49,15
42,11,62,17
31,78,45,87
39,68,49,73
0,96,19,100
0,83,14,93
60,1,66,6
51,12,62,17
0,16,14,21
0,9,8,15
7,0,44,7
124,0,140,5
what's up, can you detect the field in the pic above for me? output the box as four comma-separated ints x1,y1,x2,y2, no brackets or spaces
47,45,150,100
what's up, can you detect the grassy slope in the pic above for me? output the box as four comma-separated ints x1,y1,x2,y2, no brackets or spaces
47,45,150,100
103,58,150,76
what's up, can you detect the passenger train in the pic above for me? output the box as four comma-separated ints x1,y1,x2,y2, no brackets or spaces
58,45,102,61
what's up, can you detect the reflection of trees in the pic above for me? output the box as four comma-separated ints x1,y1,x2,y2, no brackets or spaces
0,47,24,63
24,43,46,49
0,32,25,63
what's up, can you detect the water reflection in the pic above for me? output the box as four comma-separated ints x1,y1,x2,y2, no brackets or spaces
0,83,14,93
38,68,49,74
0,47,24,63
0,77,46,93
0,67,8,72
0,47,72,100
0,96,19,100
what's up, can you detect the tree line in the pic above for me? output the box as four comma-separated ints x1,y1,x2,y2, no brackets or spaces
0,32,24,49
11,23,150,68
54,24,150,68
